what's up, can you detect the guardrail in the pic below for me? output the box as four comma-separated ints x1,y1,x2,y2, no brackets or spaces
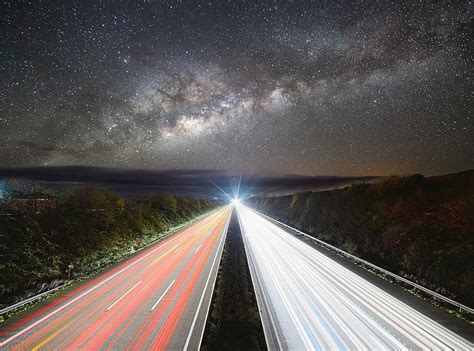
0,284,68,315
252,208,474,315
0,208,220,317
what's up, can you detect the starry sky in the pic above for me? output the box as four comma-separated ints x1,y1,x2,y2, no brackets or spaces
1,0,472,176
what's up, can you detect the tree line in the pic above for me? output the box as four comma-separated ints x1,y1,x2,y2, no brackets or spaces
249,171,474,307
0,184,217,308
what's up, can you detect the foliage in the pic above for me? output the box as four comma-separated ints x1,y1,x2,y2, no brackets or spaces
0,187,216,307
250,171,474,306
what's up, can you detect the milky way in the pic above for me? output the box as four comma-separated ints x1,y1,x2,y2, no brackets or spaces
1,1,472,175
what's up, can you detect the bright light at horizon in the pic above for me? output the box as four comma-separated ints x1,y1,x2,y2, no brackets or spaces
232,198,241,206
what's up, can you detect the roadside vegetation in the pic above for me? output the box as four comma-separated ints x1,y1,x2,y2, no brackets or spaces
202,210,266,351
0,184,216,309
250,170,474,307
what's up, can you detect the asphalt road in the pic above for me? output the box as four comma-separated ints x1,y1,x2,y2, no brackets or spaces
0,207,232,350
237,204,473,350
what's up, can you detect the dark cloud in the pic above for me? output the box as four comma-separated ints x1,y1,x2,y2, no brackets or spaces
0,166,376,199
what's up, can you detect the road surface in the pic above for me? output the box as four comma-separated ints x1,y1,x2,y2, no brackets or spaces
237,204,473,350
0,207,231,350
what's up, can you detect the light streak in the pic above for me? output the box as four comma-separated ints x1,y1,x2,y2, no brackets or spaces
237,205,473,350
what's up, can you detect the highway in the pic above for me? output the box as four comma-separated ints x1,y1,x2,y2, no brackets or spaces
0,207,231,350
237,204,473,350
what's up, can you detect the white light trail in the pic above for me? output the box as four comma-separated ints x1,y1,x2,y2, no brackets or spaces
237,205,473,350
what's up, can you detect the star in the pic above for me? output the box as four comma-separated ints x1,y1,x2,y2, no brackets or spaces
0,1,471,176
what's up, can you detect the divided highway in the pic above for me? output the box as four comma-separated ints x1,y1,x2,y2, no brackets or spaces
0,207,231,350
237,204,473,350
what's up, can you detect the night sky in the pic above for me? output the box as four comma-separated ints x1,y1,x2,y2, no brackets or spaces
1,1,472,176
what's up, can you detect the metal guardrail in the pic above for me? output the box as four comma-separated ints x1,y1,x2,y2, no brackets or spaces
0,208,220,317
0,284,68,315
252,208,474,315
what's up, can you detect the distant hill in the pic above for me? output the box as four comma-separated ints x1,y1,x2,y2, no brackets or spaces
0,166,377,200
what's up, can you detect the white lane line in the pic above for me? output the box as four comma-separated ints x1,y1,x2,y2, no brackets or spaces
0,216,207,347
183,212,230,351
237,207,284,350
106,281,142,311
241,206,473,350
194,244,202,254
151,280,176,311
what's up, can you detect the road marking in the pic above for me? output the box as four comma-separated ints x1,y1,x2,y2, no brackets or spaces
31,319,74,351
146,217,218,269
236,208,284,350
174,243,185,253
106,281,142,311
0,214,210,348
238,206,473,350
145,247,174,268
183,210,230,351
194,244,202,254
151,280,176,311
